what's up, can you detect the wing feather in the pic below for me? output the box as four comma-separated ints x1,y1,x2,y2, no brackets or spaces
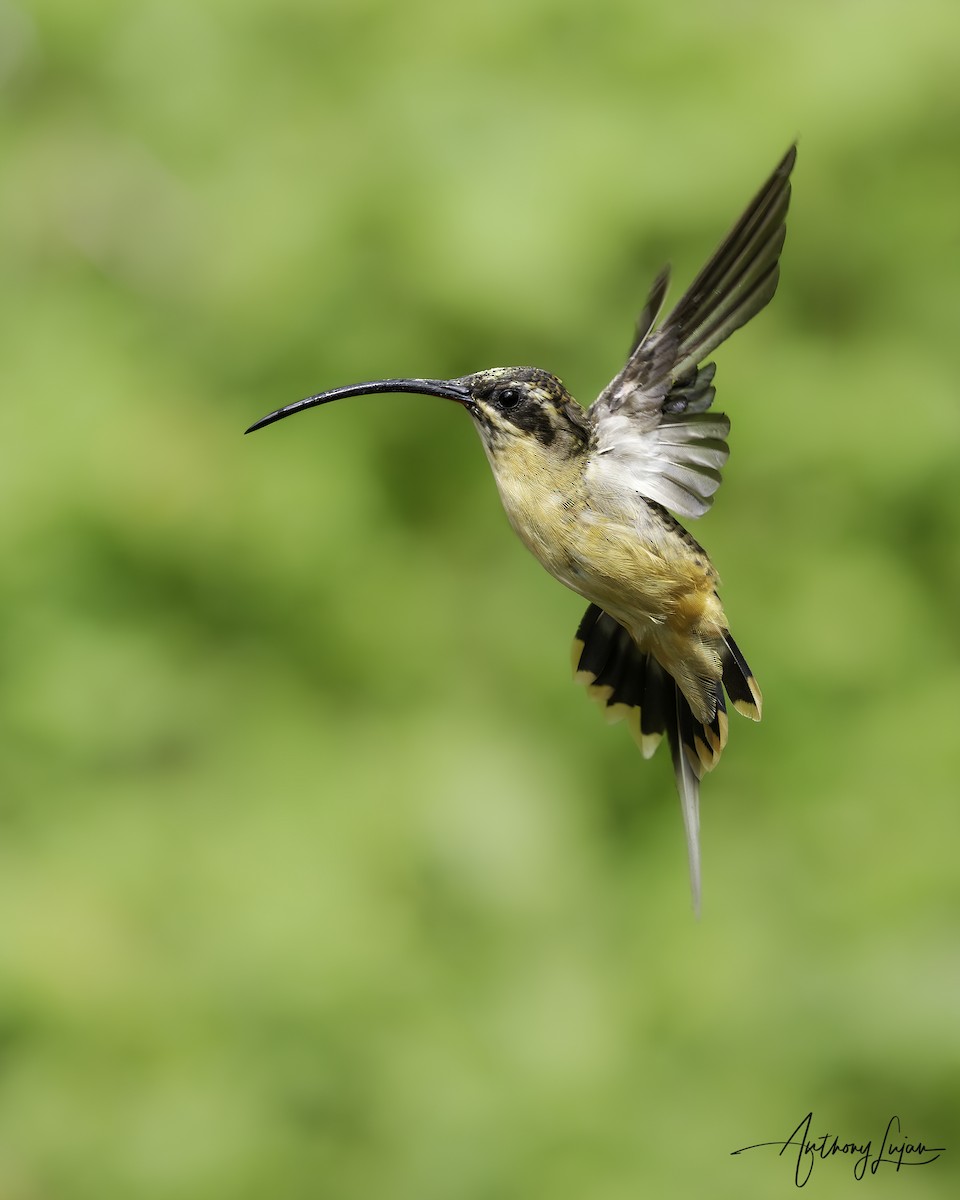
587,145,796,519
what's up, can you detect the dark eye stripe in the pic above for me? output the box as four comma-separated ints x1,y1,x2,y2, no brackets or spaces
501,402,556,446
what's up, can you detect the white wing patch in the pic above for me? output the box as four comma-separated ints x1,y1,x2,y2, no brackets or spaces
588,406,731,518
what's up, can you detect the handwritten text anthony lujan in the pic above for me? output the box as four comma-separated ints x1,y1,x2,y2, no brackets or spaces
731,1112,944,1186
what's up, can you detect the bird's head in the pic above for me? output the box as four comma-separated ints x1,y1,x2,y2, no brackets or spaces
455,366,588,458
245,366,590,468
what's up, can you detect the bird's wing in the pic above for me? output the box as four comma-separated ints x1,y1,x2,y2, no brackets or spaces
586,145,796,518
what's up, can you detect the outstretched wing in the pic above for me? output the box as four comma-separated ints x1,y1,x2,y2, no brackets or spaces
586,145,796,518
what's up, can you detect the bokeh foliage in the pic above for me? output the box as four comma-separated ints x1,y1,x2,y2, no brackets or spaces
2,1,959,1196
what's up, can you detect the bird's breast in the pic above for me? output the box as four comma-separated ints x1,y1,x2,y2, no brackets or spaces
491,461,719,634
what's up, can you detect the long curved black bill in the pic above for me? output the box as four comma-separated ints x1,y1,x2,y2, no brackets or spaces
245,378,472,434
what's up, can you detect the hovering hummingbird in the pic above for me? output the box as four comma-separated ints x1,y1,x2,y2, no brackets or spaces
247,146,796,913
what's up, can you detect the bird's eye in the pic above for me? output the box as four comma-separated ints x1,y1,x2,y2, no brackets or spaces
497,388,521,410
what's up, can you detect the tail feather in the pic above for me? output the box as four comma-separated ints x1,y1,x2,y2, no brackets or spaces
574,605,666,751
668,685,703,916
720,629,763,720
573,604,761,915
638,655,667,758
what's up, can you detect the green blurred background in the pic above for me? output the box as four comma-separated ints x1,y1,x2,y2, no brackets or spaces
2,0,958,1196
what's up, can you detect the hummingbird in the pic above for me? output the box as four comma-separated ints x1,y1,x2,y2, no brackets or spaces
247,145,796,913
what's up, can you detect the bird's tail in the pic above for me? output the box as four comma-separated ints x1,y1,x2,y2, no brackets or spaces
572,604,761,915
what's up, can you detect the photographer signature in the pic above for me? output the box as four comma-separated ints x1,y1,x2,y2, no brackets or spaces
731,1111,944,1186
